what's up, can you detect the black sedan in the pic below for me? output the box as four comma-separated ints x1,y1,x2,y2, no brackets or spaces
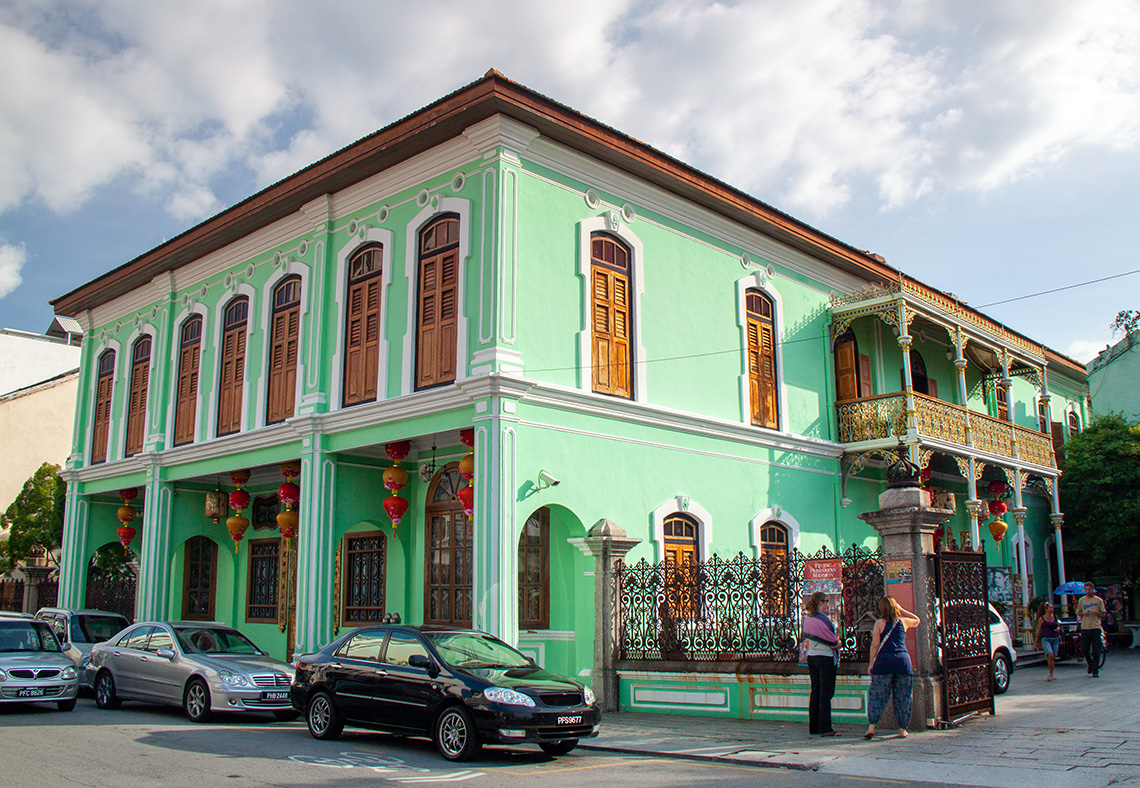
291,625,600,761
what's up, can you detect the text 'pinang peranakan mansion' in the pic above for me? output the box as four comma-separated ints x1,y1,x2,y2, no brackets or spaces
52,71,1087,717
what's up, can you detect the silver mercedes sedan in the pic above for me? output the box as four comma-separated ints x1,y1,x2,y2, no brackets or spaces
88,621,296,722
0,617,80,711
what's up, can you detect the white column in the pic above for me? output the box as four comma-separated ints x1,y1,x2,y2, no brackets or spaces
293,436,336,654
135,463,174,620
56,472,89,609
966,458,982,547
1010,471,1030,608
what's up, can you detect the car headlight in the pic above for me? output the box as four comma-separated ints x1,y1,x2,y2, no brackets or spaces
62,666,78,680
218,670,250,687
483,687,535,707
583,685,596,706
0,668,6,681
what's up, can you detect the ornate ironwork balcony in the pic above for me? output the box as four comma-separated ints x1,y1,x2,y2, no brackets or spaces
836,392,1056,470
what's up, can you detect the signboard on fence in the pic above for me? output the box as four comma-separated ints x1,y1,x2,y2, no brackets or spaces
803,558,842,596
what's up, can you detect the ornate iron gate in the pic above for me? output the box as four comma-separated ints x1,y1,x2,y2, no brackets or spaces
935,548,994,722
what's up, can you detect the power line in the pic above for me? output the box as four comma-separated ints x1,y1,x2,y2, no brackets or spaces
975,268,1140,309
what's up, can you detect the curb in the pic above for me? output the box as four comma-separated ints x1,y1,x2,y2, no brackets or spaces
577,742,827,771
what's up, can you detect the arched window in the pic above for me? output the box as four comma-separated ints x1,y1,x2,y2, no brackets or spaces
908,350,930,396
182,536,218,621
591,232,632,399
415,215,459,390
424,463,472,627
173,316,202,447
217,297,249,436
91,350,115,464
266,277,302,424
124,336,152,457
344,245,383,406
746,289,778,427
759,521,789,616
518,508,550,629
1067,410,1081,436
663,512,700,619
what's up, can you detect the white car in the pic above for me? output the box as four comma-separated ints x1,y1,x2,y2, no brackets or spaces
989,603,1017,694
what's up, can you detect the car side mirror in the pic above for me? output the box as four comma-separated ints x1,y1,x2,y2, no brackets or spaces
408,654,438,677
156,648,176,660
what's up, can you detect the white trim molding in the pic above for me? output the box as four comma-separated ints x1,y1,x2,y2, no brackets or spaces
576,215,648,404
650,496,713,562
330,228,395,410
750,506,802,559
735,271,789,433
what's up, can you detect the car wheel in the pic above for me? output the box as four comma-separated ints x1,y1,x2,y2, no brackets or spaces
539,738,578,756
94,671,121,710
992,652,1012,694
57,698,77,712
183,678,213,723
434,705,481,762
306,692,344,740
273,709,301,722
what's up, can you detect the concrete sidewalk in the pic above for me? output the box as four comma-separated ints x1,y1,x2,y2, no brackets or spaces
581,647,1140,787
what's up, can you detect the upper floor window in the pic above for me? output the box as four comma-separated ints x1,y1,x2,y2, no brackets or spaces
591,232,632,399
1037,398,1049,434
415,215,459,390
124,336,152,457
746,289,777,428
907,350,932,397
91,350,115,464
995,380,1010,422
217,297,248,437
266,277,302,425
1068,410,1081,436
173,316,202,447
518,508,550,630
344,245,383,406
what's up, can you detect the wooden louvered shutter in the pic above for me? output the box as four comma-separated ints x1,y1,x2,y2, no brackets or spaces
748,316,777,428
858,354,873,399
416,248,458,389
218,325,246,436
1051,421,1066,467
174,340,200,446
591,266,631,398
266,306,299,424
835,340,858,402
124,345,150,457
91,364,114,464
344,277,381,405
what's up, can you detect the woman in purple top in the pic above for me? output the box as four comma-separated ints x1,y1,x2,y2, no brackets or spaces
864,596,921,740
1035,602,1061,681
800,591,841,736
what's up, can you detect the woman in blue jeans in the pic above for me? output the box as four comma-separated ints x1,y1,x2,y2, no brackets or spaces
865,596,921,739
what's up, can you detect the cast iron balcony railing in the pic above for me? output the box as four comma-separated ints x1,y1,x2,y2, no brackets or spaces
835,391,1056,469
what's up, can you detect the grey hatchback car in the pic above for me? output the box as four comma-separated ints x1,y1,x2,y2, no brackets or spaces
89,621,295,722
0,617,80,711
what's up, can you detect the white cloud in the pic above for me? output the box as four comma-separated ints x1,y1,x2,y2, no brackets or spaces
0,240,26,298
1066,339,1108,365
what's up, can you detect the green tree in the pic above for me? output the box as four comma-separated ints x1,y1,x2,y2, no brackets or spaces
1,462,65,572
1059,413,1140,589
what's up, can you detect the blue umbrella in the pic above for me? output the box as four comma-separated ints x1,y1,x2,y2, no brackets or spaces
1054,580,1088,595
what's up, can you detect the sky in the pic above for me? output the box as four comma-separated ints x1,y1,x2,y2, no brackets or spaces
1,0,1139,365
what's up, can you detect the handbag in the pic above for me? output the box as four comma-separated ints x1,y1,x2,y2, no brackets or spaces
798,641,809,666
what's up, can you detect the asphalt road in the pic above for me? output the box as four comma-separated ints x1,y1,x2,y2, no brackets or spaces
0,699,962,788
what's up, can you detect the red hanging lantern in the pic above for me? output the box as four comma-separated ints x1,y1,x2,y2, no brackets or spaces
457,485,474,517
117,488,139,556
278,481,300,506
988,499,1008,517
277,462,301,549
919,467,932,484
987,480,1007,498
383,494,409,527
459,428,475,448
383,465,408,493
458,452,474,481
227,469,252,552
229,488,251,512
988,518,1008,542
385,441,411,462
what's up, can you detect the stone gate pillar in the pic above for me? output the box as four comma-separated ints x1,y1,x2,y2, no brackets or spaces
859,446,951,730
571,519,640,713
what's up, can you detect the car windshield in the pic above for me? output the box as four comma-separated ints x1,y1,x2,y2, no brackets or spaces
72,614,129,644
425,632,532,669
174,626,264,655
0,621,61,653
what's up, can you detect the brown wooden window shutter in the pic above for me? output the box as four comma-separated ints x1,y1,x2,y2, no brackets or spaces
415,215,459,391
91,350,116,464
834,331,858,402
518,507,550,629
590,233,632,398
173,316,202,447
124,336,152,457
266,277,302,424
344,246,383,406
217,297,249,436
746,289,778,428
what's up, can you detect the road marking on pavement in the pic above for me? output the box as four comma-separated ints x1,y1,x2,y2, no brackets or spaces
839,776,907,784
493,757,654,776
287,750,484,782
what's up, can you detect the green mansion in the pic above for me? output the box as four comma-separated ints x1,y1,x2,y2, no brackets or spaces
51,71,1088,719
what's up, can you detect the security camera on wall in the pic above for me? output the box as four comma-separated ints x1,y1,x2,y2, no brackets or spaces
537,470,560,488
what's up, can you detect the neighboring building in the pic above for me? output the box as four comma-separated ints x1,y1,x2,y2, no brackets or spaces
1087,331,1140,420
0,368,80,516
49,72,1087,719
0,322,82,397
